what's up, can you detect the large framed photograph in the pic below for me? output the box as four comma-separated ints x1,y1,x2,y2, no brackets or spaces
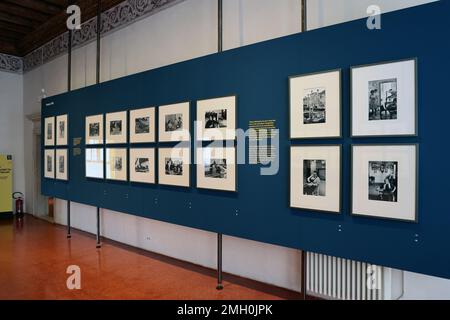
196,147,236,192
130,107,155,143
130,148,155,184
85,148,104,179
352,144,418,222
158,102,190,142
290,70,341,139
55,149,68,181
351,59,417,137
85,114,104,145
106,148,127,181
44,117,55,146
158,147,190,187
106,111,127,144
196,95,237,141
290,145,341,213
44,149,55,179
56,114,68,146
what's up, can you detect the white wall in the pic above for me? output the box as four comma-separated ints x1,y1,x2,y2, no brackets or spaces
22,0,446,298
0,71,25,204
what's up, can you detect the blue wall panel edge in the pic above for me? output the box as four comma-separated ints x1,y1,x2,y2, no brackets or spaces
42,1,450,279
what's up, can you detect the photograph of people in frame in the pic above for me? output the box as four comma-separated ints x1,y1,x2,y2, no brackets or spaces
368,161,398,202
165,158,183,176
58,120,65,139
368,78,397,121
303,159,326,197
303,87,326,124
110,120,122,136
205,109,227,129
165,114,183,132
113,156,123,172
58,155,65,174
89,122,100,137
47,155,52,173
47,122,53,140
134,158,149,173
204,158,227,179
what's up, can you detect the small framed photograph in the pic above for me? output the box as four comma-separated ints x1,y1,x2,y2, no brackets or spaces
85,114,104,145
106,148,127,181
352,144,418,222
56,114,68,146
196,95,237,141
85,148,104,179
106,111,127,144
196,147,237,192
351,59,417,137
158,102,190,142
44,149,55,179
130,148,155,184
290,145,341,213
44,117,55,146
130,107,155,143
158,147,190,187
56,149,68,181
290,69,341,139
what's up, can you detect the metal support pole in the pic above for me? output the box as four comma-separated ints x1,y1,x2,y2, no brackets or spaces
96,0,101,84
67,201,71,238
216,233,223,290
96,207,101,248
301,0,307,32
301,250,307,300
215,0,224,291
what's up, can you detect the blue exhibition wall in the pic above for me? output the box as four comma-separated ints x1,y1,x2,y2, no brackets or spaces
42,1,450,279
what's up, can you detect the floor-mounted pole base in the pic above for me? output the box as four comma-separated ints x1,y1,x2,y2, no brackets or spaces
216,284,223,291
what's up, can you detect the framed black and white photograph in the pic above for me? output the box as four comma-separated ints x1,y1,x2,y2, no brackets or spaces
106,148,127,181
290,70,341,139
44,149,55,179
106,111,127,144
44,117,55,146
158,102,190,142
196,147,236,192
85,148,104,179
352,144,418,222
85,114,104,145
130,107,155,143
351,59,417,137
56,114,68,146
290,145,341,213
130,148,155,184
56,149,68,181
196,95,236,141
158,147,190,187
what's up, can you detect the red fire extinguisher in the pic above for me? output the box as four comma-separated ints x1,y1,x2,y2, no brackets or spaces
13,192,24,218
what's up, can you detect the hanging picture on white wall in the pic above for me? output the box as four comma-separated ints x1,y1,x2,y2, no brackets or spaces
158,147,190,187
352,144,417,222
85,114,104,145
56,149,68,181
196,146,236,192
290,145,341,213
351,59,417,137
130,107,155,143
85,148,104,179
44,149,55,179
290,69,341,139
56,114,68,146
106,111,127,144
44,117,55,146
158,102,190,142
196,95,237,141
130,148,155,184
106,148,128,181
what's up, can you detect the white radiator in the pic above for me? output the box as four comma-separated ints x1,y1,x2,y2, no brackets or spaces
306,252,404,300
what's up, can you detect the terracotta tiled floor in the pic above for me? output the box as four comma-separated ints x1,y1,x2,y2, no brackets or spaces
0,215,298,300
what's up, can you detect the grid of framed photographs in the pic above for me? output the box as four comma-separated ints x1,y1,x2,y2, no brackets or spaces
289,58,418,222
44,115,69,181
81,97,237,191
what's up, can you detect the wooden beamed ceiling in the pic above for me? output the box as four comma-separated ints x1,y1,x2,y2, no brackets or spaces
0,0,123,56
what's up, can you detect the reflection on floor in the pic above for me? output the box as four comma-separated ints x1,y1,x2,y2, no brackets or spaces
0,215,302,300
